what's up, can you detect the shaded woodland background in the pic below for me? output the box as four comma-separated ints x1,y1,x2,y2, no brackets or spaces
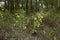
0,0,60,40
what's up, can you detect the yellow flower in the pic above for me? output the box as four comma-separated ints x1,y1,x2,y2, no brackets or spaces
40,19,42,22
23,26,26,29
34,17,37,20
40,16,43,18
37,25,40,28
16,15,20,18
13,24,16,26
35,30,37,32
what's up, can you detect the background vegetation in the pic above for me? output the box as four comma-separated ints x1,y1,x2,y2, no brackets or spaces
0,0,60,40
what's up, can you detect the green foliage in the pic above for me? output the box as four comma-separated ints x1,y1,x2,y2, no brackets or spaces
4,32,9,39
0,0,60,40
15,29,21,37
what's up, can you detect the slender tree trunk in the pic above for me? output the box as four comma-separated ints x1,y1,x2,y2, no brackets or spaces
30,0,33,12
36,0,38,11
15,0,20,10
26,0,29,15
58,0,60,7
